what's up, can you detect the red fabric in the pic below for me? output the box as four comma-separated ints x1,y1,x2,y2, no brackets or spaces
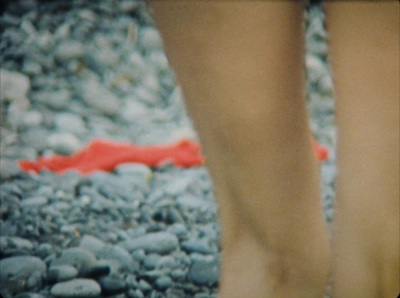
312,137,329,162
18,137,328,176
18,138,205,175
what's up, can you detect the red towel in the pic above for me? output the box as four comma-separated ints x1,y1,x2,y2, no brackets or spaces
18,138,205,175
18,137,328,175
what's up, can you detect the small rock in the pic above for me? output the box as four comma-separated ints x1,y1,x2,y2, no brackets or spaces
55,39,85,61
50,278,101,298
122,232,179,254
14,293,47,298
95,244,137,272
30,89,71,111
143,253,161,270
155,275,172,291
78,235,105,254
98,276,127,295
0,236,34,256
177,194,205,210
80,79,120,116
20,196,48,208
54,113,86,134
47,265,78,283
0,159,21,179
137,279,152,292
0,256,46,295
47,133,81,155
115,163,152,179
0,69,31,109
22,59,43,75
181,239,216,255
138,27,163,50
131,249,146,263
187,258,220,286
51,248,97,276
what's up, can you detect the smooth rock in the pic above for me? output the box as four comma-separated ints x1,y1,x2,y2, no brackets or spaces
22,59,43,75
0,236,34,256
187,258,220,286
47,133,81,155
155,275,173,291
50,278,101,297
30,89,71,111
98,276,127,295
78,235,105,254
0,159,21,179
0,69,30,109
47,265,78,283
80,79,120,116
14,293,47,298
181,239,216,255
54,113,86,134
51,248,97,276
122,232,179,254
55,39,85,61
0,256,46,295
20,196,48,208
95,244,137,272
138,27,163,50
143,253,161,270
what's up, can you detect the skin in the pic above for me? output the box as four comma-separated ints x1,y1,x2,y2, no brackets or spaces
326,2,399,297
147,1,399,297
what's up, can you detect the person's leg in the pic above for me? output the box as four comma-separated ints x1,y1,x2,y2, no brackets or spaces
326,2,399,297
147,1,330,297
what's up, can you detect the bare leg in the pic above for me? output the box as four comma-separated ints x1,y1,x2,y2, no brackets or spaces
148,1,330,297
326,2,399,297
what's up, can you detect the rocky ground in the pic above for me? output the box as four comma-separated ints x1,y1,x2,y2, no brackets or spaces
0,1,336,297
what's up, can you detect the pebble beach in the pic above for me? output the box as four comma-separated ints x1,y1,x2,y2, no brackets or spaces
0,1,336,297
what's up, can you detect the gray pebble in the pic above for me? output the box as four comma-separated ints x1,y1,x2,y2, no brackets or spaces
54,113,86,134
20,196,48,208
96,244,137,272
50,278,101,297
132,249,146,263
22,59,43,76
0,159,21,179
0,236,34,256
80,79,120,116
51,247,97,276
143,253,161,270
47,265,78,283
47,132,81,155
14,293,47,298
78,235,105,254
181,239,216,255
30,89,71,111
0,256,46,295
137,279,152,292
138,27,163,50
55,39,85,61
122,232,179,254
0,69,31,109
177,194,205,210
155,275,173,290
115,163,152,179
187,258,220,286
98,276,127,295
